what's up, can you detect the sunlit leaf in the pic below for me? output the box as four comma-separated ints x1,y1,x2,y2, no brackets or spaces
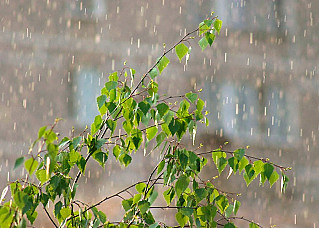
214,19,222,34
157,56,170,74
175,43,189,62
24,157,38,175
146,126,158,141
269,170,279,187
175,211,189,228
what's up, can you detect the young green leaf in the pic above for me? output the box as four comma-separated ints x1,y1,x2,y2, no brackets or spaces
163,188,175,205
135,183,146,195
156,103,169,117
38,126,47,139
198,37,209,51
138,200,150,214
175,211,189,228
24,157,38,175
157,56,170,74
198,21,210,36
185,92,198,104
97,95,107,109
92,152,108,168
263,163,274,180
205,32,215,46
146,126,158,141
233,148,245,161
214,19,223,34
269,170,279,187
175,43,189,62
14,157,25,170
249,222,259,228
224,223,236,228
233,200,241,216
175,175,189,198
106,119,117,136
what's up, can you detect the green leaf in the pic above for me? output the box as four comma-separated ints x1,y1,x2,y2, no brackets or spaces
233,200,241,216
139,101,151,116
198,21,210,36
194,188,207,202
204,19,213,27
238,157,249,173
26,210,37,225
228,157,238,173
122,199,133,211
233,149,245,161
214,19,223,34
123,120,132,135
24,158,38,175
224,223,236,228
138,200,150,214
253,160,264,175
121,154,132,167
38,126,47,139
249,222,259,228
196,98,205,112
185,92,198,104
225,204,234,218
217,157,227,174
36,169,49,184
198,37,208,51
269,170,279,187
175,43,189,62
106,119,117,136
97,95,107,109
215,195,228,214
98,211,107,224
92,152,108,168
136,183,147,194
157,160,165,175
244,164,255,186
108,71,118,81
157,56,170,74
155,132,166,148
14,157,25,170
175,175,189,198
175,211,189,228
168,119,180,136
146,126,158,141
263,163,274,180
105,81,118,91
156,103,169,118
60,207,71,220
163,188,175,205
149,223,159,228
212,151,226,168
180,207,193,217
149,191,158,205
133,193,142,204
149,68,158,79
205,32,215,46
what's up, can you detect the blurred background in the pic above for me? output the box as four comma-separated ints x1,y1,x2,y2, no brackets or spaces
0,0,318,227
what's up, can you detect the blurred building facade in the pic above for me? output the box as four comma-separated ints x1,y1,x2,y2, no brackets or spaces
0,0,319,227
